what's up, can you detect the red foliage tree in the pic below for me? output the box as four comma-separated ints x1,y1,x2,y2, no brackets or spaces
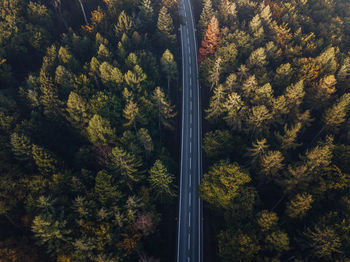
198,16,220,62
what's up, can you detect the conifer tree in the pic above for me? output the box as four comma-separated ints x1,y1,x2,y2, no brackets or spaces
223,92,244,131
115,11,133,37
10,132,32,162
151,86,176,132
160,49,178,93
157,7,175,45
66,91,89,128
87,114,116,145
286,193,313,219
110,146,143,188
198,0,214,35
123,100,144,131
198,16,220,62
148,160,176,201
205,84,226,122
32,145,58,174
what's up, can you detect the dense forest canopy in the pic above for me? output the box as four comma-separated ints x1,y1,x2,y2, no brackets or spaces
198,0,350,261
0,0,180,261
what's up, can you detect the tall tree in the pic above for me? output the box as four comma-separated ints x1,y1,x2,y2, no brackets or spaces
198,0,214,35
160,49,177,94
151,86,176,133
148,160,176,201
198,16,220,62
157,7,175,45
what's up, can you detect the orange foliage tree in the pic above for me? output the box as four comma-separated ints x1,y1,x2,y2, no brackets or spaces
198,16,220,63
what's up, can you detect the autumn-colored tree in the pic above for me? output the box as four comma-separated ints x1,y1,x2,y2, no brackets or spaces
198,16,220,62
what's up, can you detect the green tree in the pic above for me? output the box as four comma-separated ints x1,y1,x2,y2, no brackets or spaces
95,170,122,205
202,130,233,160
198,0,214,36
10,132,32,161
265,230,290,253
115,11,133,37
32,145,58,174
148,160,176,201
260,150,284,177
304,226,342,259
257,210,279,232
151,86,176,132
223,92,245,131
157,7,175,45
286,193,313,219
160,49,177,93
123,100,145,131
323,93,350,132
205,84,226,122
87,114,116,145
66,91,89,128
109,146,143,188
199,160,251,209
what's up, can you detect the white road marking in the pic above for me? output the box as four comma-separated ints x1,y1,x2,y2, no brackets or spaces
189,58,191,65
189,212,191,227
190,101,192,111
189,157,191,169
190,145,191,154
190,114,192,124
188,257,190,262
190,89,192,98
190,78,192,86
188,233,190,250
189,194,191,207
190,127,192,134
189,67,192,75
189,174,191,187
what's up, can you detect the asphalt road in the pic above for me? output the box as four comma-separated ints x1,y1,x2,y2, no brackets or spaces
177,0,202,261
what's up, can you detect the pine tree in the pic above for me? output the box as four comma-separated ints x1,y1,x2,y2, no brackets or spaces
198,16,220,62
66,91,89,128
148,160,176,201
275,122,302,150
198,0,214,35
247,47,267,68
286,193,313,219
157,7,175,45
160,49,178,94
223,92,244,131
95,170,122,205
246,138,269,164
260,150,284,177
257,210,279,232
249,14,264,40
137,128,154,156
324,93,350,132
218,0,236,26
87,114,116,145
209,57,222,90
32,144,58,174
99,61,123,88
202,130,234,160
199,160,251,209
205,84,226,122
265,230,290,253
123,100,145,131
151,86,176,132
115,11,133,37
109,146,143,188
10,132,32,161
304,226,342,259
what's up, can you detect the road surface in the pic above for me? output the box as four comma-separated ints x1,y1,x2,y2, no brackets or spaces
177,0,202,261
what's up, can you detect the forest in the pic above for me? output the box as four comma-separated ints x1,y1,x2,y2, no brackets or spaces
0,0,180,261
197,0,350,261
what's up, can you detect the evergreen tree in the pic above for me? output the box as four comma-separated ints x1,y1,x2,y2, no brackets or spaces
115,11,133,37
148,160,176,201
151,86,176,132
205,84,226,122
198,0,214,36
160,49,177,94
87,114,116,145
199,160,251,209
157,7,175,45
10,132,32,161
109,146,143,188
